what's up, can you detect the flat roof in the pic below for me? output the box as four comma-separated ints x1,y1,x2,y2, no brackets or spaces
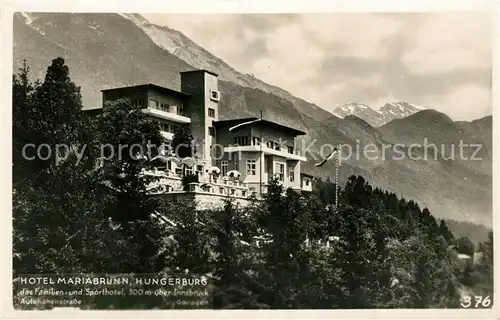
101,83,191,98
214,117,306,136
180,69,219,77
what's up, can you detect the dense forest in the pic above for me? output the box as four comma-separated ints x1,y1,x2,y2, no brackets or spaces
12,58,494,309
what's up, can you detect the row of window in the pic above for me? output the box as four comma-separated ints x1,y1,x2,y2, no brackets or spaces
131,98,215,119
234,136,249,146
159,159,303,185
220,160,296,183
231,136,295,154
149,99,187,116
156,121,183,134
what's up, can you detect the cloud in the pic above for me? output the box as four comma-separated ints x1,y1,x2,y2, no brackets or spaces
250,22,325,91
298,14,405,60
143,12,492,121
422,84,492,121
401,13,491,74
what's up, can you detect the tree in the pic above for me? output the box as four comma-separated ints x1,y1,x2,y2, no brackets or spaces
473,231,493,297
12,59,38,187
453,236,475,256
13,59,169,310
171,126,195,158
12,58,117,276
95,97,167,273
438,220,454,244
210,200,259,308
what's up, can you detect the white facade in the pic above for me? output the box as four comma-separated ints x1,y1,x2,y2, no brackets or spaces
101,70,313,201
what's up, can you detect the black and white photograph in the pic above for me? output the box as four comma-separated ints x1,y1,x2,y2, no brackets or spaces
5,1,498,316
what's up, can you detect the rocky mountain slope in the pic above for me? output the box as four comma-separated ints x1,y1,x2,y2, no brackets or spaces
118,13,332,127
13,12,493,226
333,102,424,127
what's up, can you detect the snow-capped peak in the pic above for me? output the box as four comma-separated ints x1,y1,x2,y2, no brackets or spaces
335,103,376,116
332,101,426,127
381,102,424,115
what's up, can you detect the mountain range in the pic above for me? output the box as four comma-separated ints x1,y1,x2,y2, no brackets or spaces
333,102,425,127
13,12,493,227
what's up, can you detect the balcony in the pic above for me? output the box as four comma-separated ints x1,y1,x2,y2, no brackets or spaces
223,144,307,161
142,107,191,124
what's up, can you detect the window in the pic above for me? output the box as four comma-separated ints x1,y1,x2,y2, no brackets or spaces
234,160,239,171
210,90,220,102
274,141,281,151
158,121,175,133
196,165,203,175
160,103,170,112
133,99,145,108
209,126,216,137
221,161,228,176
185,166,193,176
234,136,249,146
275,163,285,181
178,105,186,116
208,108,215,117
288,146,294,154
246,160,256,175
289,169,295,182
305,179,310,186
253,137,261,146
266,141,273,148
149,99,157,108
166,161,172,171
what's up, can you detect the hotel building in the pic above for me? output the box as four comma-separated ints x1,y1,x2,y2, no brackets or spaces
92,69,313,207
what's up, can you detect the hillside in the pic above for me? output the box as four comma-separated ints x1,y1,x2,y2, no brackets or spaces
13,12,492,226
305,110,492,226
13,12,312,132
118,13,332,125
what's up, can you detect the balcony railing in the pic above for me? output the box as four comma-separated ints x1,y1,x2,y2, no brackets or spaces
224,143,306,161
249,139,302,156
143,107,190,124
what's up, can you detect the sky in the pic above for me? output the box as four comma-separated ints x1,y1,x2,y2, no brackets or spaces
144,13,492,121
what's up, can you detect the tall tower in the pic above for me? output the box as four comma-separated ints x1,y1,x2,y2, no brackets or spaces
180,70,220,164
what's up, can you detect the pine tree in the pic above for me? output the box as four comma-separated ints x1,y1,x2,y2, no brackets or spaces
12,58,113,276
171,126,195,158
96,97,167,273
13,59,170,310
473,231,493,297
